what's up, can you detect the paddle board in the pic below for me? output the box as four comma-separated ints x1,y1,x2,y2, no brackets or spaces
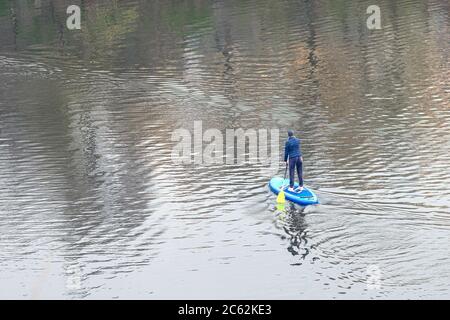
269,177,319,206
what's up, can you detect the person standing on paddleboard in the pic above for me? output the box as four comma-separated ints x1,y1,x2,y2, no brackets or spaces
284,130,304,192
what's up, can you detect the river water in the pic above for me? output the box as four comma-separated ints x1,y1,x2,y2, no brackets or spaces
0,0,449,299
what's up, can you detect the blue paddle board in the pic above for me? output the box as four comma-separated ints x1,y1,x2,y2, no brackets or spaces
269,177,319,206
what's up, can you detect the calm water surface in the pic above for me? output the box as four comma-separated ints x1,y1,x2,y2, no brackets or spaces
0,0,449,299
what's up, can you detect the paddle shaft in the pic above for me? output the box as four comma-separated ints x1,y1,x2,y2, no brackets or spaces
283,161,288,180
281,158,288,188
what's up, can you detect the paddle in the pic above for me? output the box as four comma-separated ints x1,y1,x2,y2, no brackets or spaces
276,161,288,204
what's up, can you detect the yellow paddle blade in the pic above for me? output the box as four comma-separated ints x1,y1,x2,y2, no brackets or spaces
276,203,285,212
276,190,286,204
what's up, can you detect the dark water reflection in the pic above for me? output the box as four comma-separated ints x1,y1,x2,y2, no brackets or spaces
0,0,449,298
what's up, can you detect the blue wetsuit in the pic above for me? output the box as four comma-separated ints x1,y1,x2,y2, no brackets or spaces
284,136,303,188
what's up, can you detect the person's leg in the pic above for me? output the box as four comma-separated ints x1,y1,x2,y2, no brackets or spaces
289,157,296,188
296,157,303,187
